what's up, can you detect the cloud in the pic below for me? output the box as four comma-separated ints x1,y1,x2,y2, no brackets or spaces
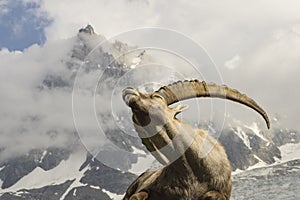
224,55,241,70
218,25,300,128
0,38,76,161
1,0,300,161
0,0,9,16
0,0,50,50
39,0,155,42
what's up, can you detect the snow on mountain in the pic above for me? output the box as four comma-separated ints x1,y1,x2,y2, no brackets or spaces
0,150,86,195
1,24,300,199
128,148,157,174
101,188,124,200
233,126,252,149
0,147,72,190
39,150,48,163
233,142,300,175
244,122,268,142
0,149,137,199
280,143,300,162
231,159,300,199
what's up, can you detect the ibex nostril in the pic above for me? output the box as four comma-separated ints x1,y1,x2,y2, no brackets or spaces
123,79,270,200
122,88,139,104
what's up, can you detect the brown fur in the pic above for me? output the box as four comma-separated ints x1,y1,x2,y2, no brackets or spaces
122,88,232,200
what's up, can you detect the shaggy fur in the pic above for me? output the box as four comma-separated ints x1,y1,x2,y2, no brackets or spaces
122,80,269,200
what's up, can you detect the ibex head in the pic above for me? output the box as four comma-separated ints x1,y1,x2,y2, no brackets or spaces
122,80,269,199
122,87,187,127
123,80,270,129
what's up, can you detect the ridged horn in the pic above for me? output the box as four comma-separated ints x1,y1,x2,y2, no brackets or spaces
155,80,270,129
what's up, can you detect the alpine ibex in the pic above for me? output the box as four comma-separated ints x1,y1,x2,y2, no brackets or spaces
122,80,270,200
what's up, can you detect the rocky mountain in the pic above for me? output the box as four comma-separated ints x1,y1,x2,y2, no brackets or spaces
231,159,300,199
219,121,299,171
0,149,136,200
1,25,299,199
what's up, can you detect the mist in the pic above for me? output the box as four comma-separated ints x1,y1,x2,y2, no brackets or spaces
1,0,300,161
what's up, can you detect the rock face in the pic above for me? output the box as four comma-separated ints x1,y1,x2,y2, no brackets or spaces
0,180,74,200
0,148,70,189
64,186,112,200
219,126,282,170
0,25,299,199
0,150,137,200
79,154,137,195
79,25,95,35
220,121,299,170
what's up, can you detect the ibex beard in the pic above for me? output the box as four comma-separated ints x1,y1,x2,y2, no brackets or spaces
122,80,270,200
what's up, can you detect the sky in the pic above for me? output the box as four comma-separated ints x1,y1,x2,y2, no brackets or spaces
0,0,300,161
0,0,49,51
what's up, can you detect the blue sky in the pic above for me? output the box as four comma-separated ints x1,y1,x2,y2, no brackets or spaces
0,0,300,160
0,0,50,51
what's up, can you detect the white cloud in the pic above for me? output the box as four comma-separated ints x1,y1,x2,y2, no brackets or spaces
1,0,300,160
39,0,156,42
37,0,300,74
220,26,300,129
0,0,9,15
0,39,75,161
224,55,241,70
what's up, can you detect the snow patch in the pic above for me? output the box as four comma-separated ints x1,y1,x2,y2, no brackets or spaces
0,150,87,196
234,155,268,175
247,155,267,170
73,188,77,197
233,143,300,175
59,154,89,200
279,143,300,162
14,190,29,197
244,122,268,142
131,146,146,155
233,127,251,149
39,150,47,163
102,188,124,200
0,166,5,172
274,156,281,163
0,179,3,189
129,153,156,174
90,185,100,189
232,168,244,175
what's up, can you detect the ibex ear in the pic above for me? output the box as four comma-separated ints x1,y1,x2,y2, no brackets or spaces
129,191,148,200
173,104,189,116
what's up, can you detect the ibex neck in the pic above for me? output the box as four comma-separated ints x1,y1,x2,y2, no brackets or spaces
135,118,203,163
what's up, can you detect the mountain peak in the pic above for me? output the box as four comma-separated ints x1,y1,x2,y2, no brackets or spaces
79,24,95,35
